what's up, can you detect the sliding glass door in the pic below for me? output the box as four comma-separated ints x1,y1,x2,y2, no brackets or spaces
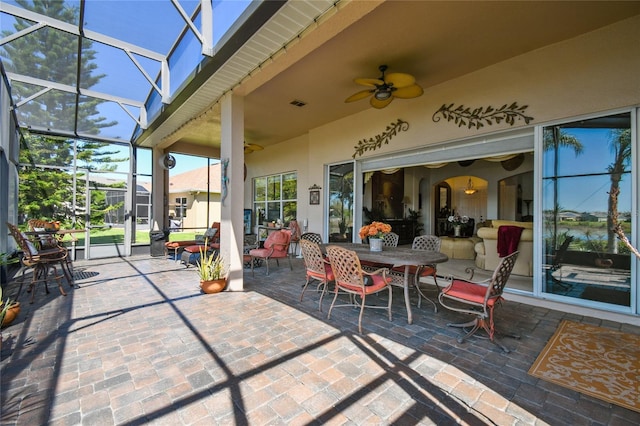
541,112,633,308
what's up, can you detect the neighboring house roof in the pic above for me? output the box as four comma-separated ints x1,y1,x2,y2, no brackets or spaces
168,164,222,194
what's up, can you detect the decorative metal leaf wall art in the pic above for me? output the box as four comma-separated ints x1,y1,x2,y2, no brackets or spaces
432,102,533,129
352,119,409,158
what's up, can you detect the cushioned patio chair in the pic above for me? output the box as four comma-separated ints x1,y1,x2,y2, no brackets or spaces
165,222,220,261
326,245,392,334
438,251,519,352
249,229,292,276
299,239,335,311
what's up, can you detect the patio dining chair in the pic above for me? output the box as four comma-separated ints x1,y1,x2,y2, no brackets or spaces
438,251,519,352
326,245,392,334
300,232,323,245
28,219,75,279
547,236,574,290
390,235,442,312
382,232,399,247
7,222,71,303
299,239,335,311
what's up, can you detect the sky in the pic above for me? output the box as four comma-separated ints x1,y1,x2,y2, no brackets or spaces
2,0,251,141
542,126,631,214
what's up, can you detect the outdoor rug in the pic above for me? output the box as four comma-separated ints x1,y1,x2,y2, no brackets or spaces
529,320,640,413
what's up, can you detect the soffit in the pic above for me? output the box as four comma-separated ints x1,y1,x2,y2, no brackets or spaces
148,1,640,154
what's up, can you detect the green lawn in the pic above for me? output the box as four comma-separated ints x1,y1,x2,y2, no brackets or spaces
66,229,202,246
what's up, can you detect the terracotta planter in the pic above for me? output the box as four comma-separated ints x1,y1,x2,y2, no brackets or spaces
1,303,21,328
200,279,227,294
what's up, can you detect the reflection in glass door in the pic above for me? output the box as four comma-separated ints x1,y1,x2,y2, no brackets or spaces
328,162,354,243
541,112,633,308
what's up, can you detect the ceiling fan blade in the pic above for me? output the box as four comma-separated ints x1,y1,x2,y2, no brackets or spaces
370,96,393,109
393,84,424,99
384,72,415,88
345,89,374,103
244,142,264,154
354,78,384,87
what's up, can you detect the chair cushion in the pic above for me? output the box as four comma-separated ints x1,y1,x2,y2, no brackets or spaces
183,245,206,253
165,240,198,249
337,275,391,294
308,264,335,281
249,248,270,257
443,279,500,307
250,245,288,258
264,230,290,249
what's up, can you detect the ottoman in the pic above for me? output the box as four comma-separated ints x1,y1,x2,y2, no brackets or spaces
439,237,479,260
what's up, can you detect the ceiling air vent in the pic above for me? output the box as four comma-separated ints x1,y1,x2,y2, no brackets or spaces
289,99,306,107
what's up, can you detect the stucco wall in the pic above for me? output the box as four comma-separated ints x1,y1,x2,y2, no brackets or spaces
244,16,639,237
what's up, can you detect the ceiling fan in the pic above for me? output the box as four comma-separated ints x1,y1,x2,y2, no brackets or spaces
244,141,264,154
345,65,424,109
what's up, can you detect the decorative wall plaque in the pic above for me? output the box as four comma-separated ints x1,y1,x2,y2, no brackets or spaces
432,102,533,129
352,119,409,158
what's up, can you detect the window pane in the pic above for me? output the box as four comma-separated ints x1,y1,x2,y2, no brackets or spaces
267,202,280,222
267,176,280,201
254,177,266,202
542,113,632,307
283,201,297,223
282,172,297,199
253,172,298,229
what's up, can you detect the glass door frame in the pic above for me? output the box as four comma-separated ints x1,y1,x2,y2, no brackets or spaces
325,160,358,243
534,108,636,314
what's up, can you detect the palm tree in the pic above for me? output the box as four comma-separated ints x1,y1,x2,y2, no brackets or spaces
606,129,631,253
543,127,583,249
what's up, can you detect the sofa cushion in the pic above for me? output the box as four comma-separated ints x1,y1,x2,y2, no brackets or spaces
477,227,533,241
491,220,533,229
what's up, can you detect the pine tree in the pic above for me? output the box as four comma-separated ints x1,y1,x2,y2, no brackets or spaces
2,0,127,223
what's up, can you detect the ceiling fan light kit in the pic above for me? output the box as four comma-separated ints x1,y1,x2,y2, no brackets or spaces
346,65,423,109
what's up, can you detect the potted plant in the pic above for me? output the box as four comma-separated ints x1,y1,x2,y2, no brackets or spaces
1,252,20,328
196,243,227,294
584,230,614,268
1,286,20,328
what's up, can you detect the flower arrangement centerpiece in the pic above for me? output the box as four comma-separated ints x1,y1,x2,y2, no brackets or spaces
359,221,392,251
448,213,469,237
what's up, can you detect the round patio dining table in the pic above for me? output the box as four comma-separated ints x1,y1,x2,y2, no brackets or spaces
322,243,449,324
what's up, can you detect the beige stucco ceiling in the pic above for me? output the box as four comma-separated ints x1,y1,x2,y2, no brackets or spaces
145,1,640,154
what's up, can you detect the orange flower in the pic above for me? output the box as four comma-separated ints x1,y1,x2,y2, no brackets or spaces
359,221,392,240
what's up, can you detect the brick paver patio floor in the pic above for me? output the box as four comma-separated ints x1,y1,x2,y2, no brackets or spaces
1,254,639,425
